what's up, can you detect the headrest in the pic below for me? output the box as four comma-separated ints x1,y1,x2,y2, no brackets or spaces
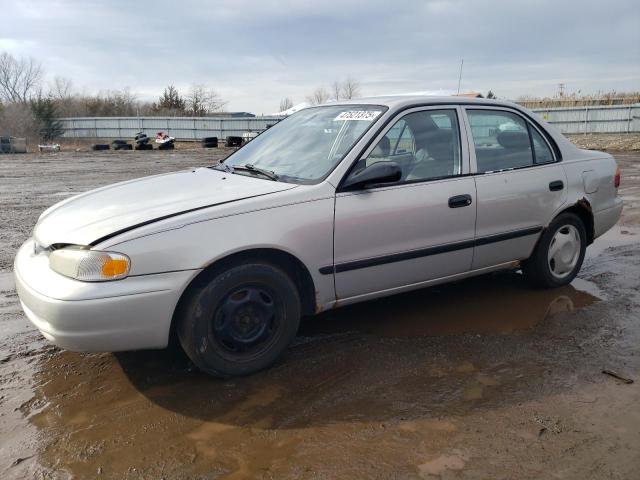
497,130,530,150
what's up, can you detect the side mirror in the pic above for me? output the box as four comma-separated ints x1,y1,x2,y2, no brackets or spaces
342,161,402,190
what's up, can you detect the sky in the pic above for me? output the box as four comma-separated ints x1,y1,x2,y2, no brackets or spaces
1,0,639,114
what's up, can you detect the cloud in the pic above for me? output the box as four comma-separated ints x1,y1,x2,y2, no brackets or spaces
1,0,638,112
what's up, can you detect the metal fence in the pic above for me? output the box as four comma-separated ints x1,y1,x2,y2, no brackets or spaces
531,104,640,134
59,116,284,141
58,104,640,140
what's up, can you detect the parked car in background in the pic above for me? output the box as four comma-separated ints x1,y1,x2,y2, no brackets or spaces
14,96,622,377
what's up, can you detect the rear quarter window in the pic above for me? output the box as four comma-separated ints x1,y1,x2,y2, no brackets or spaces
530,127,555,164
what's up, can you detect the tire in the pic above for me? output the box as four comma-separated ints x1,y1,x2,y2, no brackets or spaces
92,144,110,151
176,262,301,377
158,142,175,150
226,136,242,147
135,143,153,150
522,212,586,288
201,136,218,143
112,139,127,145
113,143,132,150
202,141,218,148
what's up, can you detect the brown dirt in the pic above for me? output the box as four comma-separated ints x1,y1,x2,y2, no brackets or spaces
567,133,640,151
0,150,639,479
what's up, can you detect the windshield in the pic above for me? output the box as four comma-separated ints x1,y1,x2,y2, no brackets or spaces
222,105,387,183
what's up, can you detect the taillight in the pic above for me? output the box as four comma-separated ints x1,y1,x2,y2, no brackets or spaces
614,167,621,188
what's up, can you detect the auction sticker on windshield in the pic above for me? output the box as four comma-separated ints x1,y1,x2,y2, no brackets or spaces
334,110,382,121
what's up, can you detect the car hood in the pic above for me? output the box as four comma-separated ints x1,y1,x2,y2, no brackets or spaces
34,167,297,247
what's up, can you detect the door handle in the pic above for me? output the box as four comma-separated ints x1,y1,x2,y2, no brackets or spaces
549,180,564,191
448,194,473,208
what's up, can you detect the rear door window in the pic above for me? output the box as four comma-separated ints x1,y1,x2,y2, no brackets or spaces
467,110,534,173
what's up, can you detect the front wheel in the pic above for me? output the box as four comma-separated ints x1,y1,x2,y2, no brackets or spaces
522,213,587,288
176,262,301,377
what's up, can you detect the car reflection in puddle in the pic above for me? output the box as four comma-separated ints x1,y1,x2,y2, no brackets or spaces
300,270,599,338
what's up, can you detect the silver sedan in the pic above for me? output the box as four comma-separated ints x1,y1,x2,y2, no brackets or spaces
14,96,623,376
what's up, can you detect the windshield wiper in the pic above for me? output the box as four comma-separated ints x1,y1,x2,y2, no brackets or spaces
210,162,234,173
233,164,279,181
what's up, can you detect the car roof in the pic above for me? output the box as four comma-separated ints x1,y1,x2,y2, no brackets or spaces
318,95,582,160
326,95,520,110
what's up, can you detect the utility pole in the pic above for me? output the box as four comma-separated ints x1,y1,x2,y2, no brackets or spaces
457,59,464,94
558,83,565,98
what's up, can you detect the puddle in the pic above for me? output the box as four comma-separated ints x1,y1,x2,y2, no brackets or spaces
14,250,636,479
570,277,607,300
301,271,599,338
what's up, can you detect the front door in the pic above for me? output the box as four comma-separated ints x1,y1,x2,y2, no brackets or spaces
332,107,477,301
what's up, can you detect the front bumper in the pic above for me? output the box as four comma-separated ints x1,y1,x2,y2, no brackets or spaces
14,239,198,352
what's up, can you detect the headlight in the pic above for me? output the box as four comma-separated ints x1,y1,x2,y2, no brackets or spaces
49,248,131,281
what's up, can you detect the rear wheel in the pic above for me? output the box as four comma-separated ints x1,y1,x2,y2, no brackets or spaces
522,212,586,288
176,262,301,377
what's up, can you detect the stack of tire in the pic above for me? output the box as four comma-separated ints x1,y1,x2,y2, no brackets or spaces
134,132,153,150
112,140,133,151
158,140,175,150
226,136,242,147
201,137,218,148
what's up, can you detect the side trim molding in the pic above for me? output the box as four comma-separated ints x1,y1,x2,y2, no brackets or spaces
319,225,542,275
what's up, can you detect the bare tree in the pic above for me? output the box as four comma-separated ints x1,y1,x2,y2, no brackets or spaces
279,97,294,112
306,87,330,105
0,101,37,138
340,78,360,100
186,84,226,116
83,88,138,116
0,52,43,103
331,80,341,101
50,76,74,101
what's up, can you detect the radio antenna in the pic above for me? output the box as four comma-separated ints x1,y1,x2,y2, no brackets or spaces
457,59,464,94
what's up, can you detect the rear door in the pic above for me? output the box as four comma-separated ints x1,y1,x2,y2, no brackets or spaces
331,106,477,301
463,107,567,269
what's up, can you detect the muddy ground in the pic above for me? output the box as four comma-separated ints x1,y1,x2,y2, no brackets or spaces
0,148,639,479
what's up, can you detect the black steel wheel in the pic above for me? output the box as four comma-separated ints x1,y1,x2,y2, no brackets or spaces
176,262,301,377
211,286,278,354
